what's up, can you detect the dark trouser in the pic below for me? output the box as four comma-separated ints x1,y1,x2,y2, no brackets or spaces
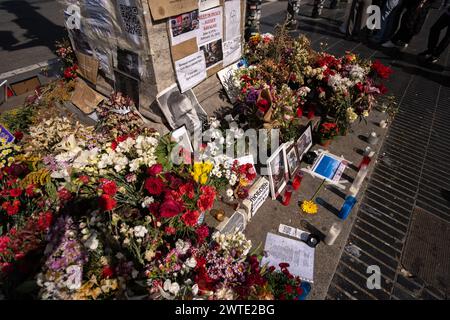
346,0,372,37
245,0,262,40
287,0,301,22
428,12,450,57
392,0,433,44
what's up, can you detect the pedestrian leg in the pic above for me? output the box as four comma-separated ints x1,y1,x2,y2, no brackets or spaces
286,0,301,29
312,0,325,18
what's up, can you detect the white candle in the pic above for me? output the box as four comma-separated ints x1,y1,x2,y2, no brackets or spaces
368,132,379,145
379,120,387,128
324,222,342,246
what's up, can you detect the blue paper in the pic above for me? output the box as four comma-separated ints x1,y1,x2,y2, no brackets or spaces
313,155,341,180
0,125,15,143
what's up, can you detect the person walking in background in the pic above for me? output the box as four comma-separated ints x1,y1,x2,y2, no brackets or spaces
418,5,450,63
286,0,302,30
312,0,340,18
371,0,404,44
382,0,434,49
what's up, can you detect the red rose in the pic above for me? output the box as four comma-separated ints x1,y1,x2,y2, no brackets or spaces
2,201,20,216
9,188,22,197
145,177,164,196
181,210,200,227
159,199,183,218
296,108,303,118
195,225,209,244
147,202,160,215
102,266,114,279
147,164,163,176
355,82,364,92
256,99,269,113
371,60,393,79
99,194,117,211
102,180,118,196
58,188,73,202
13,131,23,141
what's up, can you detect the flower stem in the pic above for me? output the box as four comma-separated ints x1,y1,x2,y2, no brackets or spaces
310,179,326,201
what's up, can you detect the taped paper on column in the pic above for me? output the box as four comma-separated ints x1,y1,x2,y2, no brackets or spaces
199,0,220,11
116,0,145,49
71,79,105,114
93,47,114,79
199,39,223,70
157,84,208,135
174,51,207,93
224,0,241,42
148,0,198,20
222,36,241,66
75,51,99,84
217,61,241,103
198,6,223,46
169,10,199,46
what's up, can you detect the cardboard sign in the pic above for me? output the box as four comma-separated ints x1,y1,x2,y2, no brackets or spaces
71,79,105,114
76,51,99,84
241,177,270,221
10,77,41,96
148,0,198,20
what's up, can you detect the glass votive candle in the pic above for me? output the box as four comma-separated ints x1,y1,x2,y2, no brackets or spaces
292,171,304,190
281,185,294,206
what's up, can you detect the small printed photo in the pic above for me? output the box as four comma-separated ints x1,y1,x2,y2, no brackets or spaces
114,70,139,107
286,144,301,178
157,84,208,136
199,39,223,69
169,10,199,44
296,124,313,161
117,48,140,79
267,145,288,200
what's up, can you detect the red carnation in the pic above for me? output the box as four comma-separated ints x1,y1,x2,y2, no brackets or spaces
165,226,176,235
102,180,118,196
355,82,364,92
195,225,209,244
58,187,73,202
279,262,290,270
78,175,90,184
147,164,163,176
372,60,393,79
147,202,160,215
9,188,22,197
37,211,53,231
25,184,36,197
197,186,216,212
102,266,114,279
99,194,117,211
145,177,165,196
256,98,270,113
376,83,388,94
0,236,11,254
181,210,200,227
159,199,183,218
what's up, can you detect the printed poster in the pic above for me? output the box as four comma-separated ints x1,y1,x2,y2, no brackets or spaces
197,6,223,46
117,0,145,48
175,51,207,92
224,0,241,42
169,10,200,46
199,0,220,11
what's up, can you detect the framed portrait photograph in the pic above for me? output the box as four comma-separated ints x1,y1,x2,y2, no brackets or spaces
157,84,208,136
285,142,301,179
296,122,313,162
267,144,289,200
199,39,223,69
117,48,140,79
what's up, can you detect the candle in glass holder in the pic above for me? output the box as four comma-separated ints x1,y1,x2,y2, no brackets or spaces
281,185,294,206
292,171,304,190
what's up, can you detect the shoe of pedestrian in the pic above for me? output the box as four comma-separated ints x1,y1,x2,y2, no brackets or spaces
395,40,408,49
426,55,439,64
418,50,431,58
381,40,396,48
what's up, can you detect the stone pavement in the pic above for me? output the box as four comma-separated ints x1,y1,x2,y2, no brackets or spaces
260,0,450,300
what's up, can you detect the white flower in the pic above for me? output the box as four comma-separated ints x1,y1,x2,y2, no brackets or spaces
224,114,234,122
85,233,99,251
141,196,155,208
65,265,82,290
133,226,148,238
185,257,197,269
226,188,234,197
210,120,221,129
192,284,199,296
169,282,180,295
132,269,139,279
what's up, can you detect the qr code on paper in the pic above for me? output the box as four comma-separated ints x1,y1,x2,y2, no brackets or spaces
119,4,142,36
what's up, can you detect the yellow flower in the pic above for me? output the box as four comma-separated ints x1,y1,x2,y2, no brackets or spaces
191,161,214,184
301,200,318,215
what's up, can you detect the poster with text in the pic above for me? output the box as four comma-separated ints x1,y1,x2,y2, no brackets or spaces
198,6,223,46
224,0,241,42
175,51,207,92
222,36,241,66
